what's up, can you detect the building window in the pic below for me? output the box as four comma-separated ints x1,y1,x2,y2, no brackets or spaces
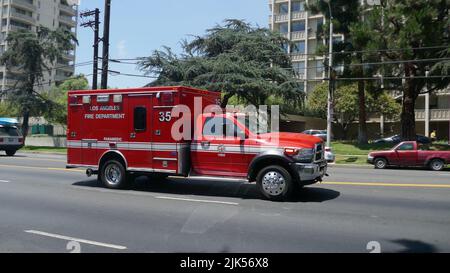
317,20,324,33
291,1,305,12
134,107,147,131
279,23,289,34
333,36,343,45
279,3,289,15
316,60,324,77
293,61,306,76
291,41,305,53
282,42,289,53
292,22,305,32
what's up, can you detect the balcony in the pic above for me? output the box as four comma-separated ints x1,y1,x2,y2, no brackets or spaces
56,64,75,73
291,53,306,61
59,3,77,16
416,109,450,121
9,0,36,12
61,52,75,61
291,31,306,40
8,10,36,25
59,15,76,28
274,14,289,23
1,24,32,32
436,87,450,95
291,12,306,20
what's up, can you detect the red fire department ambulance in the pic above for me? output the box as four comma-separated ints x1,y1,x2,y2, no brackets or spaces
67,86,327,201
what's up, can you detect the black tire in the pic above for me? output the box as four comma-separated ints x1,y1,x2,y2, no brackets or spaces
5,150,16,156
100,160,129,189
374,158,388,169
256,165,294,201
429,159,445,171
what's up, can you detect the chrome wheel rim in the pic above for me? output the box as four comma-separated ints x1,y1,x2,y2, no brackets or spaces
262,171,286,196
376,159,386,169
105,163,122,185
432,161,443,171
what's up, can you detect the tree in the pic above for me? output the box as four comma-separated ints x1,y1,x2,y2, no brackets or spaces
365,0,449,140
138,19,304,109
43,75,89,127
307,83,400,139
0,102,19,118
308,0,373,144
0,27,77,140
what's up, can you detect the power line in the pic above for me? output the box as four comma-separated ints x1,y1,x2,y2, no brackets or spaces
80,8,101,89
103,45,450,61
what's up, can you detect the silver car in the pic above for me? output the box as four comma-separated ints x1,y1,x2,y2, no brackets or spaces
302,130,328,141
324,146,336,163
0,118,24,156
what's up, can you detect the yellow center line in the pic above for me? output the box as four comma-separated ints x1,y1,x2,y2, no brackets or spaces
0,164,85,173
0,157,66,163
323,181,450,189
0,163,449,189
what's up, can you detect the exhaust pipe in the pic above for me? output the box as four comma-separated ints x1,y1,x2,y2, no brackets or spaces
86,169,98,177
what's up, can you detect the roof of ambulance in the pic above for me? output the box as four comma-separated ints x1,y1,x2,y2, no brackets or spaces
68,86,220,96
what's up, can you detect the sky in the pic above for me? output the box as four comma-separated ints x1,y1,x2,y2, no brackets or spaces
75,0,269,88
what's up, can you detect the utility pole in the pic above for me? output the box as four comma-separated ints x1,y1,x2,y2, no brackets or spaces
80,9,101,89
325,0,334,148
425,70,430,138
101,0,111,89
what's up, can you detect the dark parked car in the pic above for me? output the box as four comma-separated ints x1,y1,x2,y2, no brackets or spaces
373,134,431,145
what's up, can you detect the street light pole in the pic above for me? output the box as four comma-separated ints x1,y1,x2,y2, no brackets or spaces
326,0,334,148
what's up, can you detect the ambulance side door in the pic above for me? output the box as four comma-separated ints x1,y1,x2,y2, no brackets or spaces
151,92,178,173
127,95,153,170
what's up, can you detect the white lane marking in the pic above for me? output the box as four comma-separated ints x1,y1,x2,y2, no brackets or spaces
0,180,10,183
24,230,127,250
155,196,239,206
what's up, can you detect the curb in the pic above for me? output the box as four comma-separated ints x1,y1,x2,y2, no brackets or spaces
328,163,372,169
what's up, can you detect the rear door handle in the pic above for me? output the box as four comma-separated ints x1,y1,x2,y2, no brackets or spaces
201,141,210,149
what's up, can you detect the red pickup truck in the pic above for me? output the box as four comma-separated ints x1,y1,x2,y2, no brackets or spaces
368,141,450,171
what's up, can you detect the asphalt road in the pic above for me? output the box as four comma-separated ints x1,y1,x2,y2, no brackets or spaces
0,152,449,253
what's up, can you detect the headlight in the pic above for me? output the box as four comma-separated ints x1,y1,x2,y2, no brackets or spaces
285,148,315,163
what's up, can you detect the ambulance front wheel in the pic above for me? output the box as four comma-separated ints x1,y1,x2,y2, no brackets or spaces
100,160,129,189
256,165,294,202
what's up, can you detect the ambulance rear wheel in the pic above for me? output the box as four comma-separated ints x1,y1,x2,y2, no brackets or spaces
100,160,128,189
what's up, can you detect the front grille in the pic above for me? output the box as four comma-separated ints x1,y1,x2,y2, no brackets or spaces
314,143,324,162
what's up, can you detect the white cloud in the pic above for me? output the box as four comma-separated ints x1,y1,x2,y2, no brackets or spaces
117,40,128,59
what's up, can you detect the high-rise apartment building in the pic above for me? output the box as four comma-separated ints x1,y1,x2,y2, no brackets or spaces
269,0,343,95
0,0,78,92
269,0,449,140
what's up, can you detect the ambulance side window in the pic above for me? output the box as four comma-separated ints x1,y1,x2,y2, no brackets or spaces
134,107,147,131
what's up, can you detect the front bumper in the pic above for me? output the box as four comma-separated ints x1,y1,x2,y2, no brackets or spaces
292,161,327,185
367,156,374,165
0,144,24,151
